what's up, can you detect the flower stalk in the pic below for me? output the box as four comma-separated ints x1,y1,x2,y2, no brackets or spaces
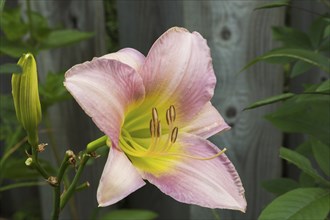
52,150,74,220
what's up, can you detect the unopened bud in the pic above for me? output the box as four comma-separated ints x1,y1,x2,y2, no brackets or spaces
12,53,42,145
25,157,33,166
66,150,76,166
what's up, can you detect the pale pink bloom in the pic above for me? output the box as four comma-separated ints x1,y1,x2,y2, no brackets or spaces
64,27,246,212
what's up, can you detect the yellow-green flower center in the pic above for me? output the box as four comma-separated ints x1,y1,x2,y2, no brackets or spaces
120,105,226,175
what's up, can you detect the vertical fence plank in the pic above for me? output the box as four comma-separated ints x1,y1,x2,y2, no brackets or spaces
184,2,284,219
21,0,107,219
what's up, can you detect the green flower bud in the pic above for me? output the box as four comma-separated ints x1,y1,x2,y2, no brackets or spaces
12,53,42,145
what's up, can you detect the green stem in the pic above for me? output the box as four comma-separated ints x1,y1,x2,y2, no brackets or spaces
52,152,71,220
44,113,79,220
75,182,90,192
86,135,107,153
30,138,49,179
60,153,90,210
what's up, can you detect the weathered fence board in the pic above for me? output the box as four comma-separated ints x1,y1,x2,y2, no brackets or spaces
117,1,284,219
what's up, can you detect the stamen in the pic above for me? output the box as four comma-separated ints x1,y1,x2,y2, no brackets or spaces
165,148,227,160
170,127,178,143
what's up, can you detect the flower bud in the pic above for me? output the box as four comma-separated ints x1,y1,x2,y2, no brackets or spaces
12,53,42,145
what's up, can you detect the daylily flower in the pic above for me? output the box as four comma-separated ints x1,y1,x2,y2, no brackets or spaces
64,27,246,212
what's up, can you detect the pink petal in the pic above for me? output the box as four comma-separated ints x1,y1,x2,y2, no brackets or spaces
99,48,145,71
182,102,230,138
64,59,145,146
140,27,216,122
141,133,246,212
97,146,146,207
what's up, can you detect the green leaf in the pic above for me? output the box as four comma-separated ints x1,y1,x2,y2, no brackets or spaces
0,8,28,41
244,93,294,110
324,24,330,39
29,11,51,41
299,172,316,187
99,209,158,220
290,60,314,78
243,48,330,73
0,0,6,13
316,79,330,93
272,26,313,49
259,188,330,220
39,72,72,109
0,37,30,58
280,148,329,186
262,178,300,196
254,0,289,10
1,158,41,179
40,29,94,49
0,63,22,74
266,95,330,145
311,140,330,176
309,15,330,49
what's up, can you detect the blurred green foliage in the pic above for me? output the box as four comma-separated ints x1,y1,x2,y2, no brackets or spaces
246,1,330,220
0,0,93,218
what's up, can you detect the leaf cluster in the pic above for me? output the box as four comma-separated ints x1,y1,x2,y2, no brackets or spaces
245,1,330,220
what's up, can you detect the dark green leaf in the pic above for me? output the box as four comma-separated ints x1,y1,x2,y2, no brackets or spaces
254,0,289,10
316,79,330,93
0,8,28,41
295,139,313,157
311,140,330,176
266,95,330,145
0,38,30,58
259,188,330,220
279,148,329,186
99,209,158,220
1,158,41,179
319,36,330,51
0,63,22,74
244,93,294,110
299,172,316,187
309,15,330,49
324,24,330,38
272,26,313,49
29,11,51,41
262,178,300,196
290,60,314,78
242,48,330,73
39,72,72,109
40,29,94,49
0,0,5,13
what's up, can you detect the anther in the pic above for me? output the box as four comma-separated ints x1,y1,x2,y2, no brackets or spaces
156,120,162,137
149,119,155,137
169,105,176,122
170,127,178,143
152,108,158,122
